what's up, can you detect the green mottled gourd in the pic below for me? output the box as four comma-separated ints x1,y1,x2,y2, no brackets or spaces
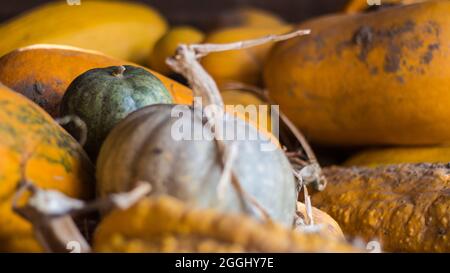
60,65,173,159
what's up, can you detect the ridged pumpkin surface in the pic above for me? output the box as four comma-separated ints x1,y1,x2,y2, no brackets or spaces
0,45,193,117
314,164,449,252
0,84,94,252
0,1,167,64
97,104,296,227
94,196,358,253
265,1,450,146
345,146,450,167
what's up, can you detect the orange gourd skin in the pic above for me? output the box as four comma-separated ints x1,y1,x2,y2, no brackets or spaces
265,1,450,146
0,45,193,117
94,196,358,253
0,84,94,252
296,202,345,241
314,164,449,252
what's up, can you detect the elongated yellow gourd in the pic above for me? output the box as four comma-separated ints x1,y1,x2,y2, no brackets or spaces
0,1,167,64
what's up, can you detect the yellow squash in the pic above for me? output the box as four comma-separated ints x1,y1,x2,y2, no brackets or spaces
0,1,167,64
345,146,450,167
217,7,286,28
202,25,292,86
265,1,450,146
148,26,205,75
0,84,94,252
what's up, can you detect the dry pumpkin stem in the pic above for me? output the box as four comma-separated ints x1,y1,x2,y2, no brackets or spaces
55,115,88,147
13,181,152,253
166,29,310,222
12,181,91,253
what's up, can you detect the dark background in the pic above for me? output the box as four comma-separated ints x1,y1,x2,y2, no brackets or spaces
0,0,349,28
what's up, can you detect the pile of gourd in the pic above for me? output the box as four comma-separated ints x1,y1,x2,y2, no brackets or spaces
0,0,448,253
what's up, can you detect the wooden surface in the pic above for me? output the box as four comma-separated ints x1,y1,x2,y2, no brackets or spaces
0,0,348,28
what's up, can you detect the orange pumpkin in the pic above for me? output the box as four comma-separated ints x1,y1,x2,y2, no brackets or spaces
0,83,94,252
0,44,193,117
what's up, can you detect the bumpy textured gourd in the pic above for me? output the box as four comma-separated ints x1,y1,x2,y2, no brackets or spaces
0,1,167,64
314,164,449,252
345,146,450,167
0,84,94,252
60,65,173,159
0,45,193,117
94,196,358,253
264,1,450,146
97,104,297,227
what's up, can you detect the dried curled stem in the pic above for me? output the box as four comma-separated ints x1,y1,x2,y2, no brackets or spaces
167,29,310,222
13,182,152,253
190,29,311,58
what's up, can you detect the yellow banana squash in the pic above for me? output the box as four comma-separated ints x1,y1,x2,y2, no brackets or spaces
345,146,450,167
0,1,167,64
202,25,292,86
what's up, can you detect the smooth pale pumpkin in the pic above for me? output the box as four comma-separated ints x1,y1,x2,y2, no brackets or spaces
345,0,430,13
216,7,286,28
148,26,205,75
314,164,449,252
0,45,193,117
345,146,450,167
202,25,292,86
94,196,358,253
0,84,94,252
97,104,296,227
265,1,450,146
61,65,173,159
0,1,167,64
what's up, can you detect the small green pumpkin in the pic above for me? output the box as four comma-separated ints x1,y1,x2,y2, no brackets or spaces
60,65,172,159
